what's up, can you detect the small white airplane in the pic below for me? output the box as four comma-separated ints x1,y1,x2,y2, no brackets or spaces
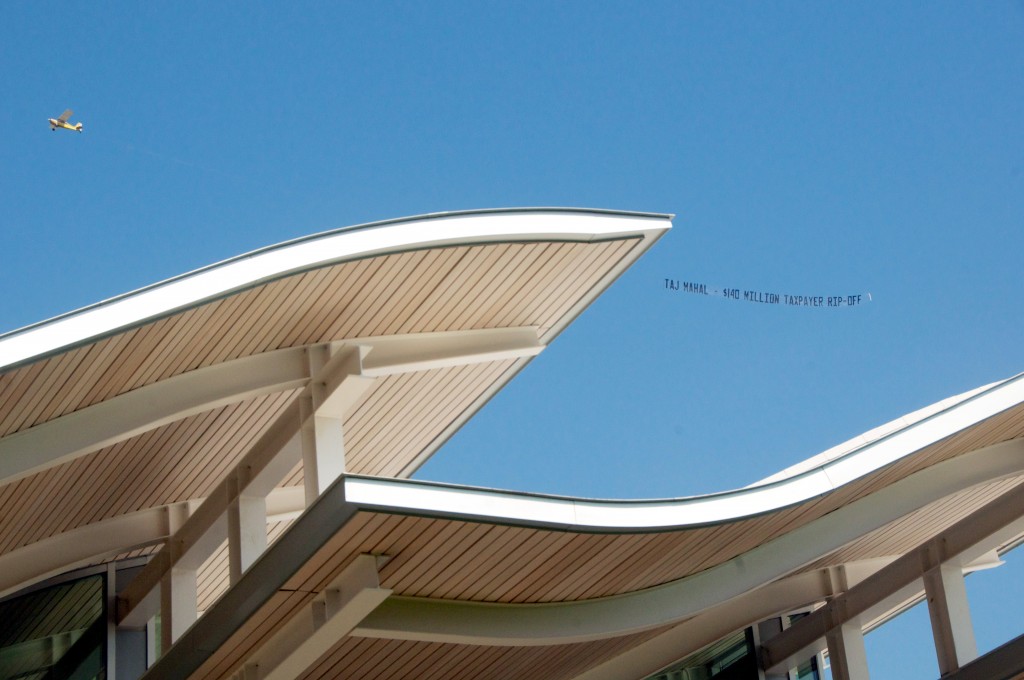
49,109,83,133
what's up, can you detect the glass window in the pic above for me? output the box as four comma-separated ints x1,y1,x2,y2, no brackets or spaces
0,574,106,680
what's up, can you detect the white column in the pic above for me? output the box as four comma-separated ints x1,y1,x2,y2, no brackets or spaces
160,567,198,650
301,346,373,505
825,621,870,680
301,392,346,505
228,490,268,584
160,504,197,653
924,562,978,674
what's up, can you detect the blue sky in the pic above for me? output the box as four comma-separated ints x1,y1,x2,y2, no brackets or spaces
2,3,1023,677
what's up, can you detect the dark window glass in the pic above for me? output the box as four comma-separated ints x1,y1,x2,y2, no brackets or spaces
0,574,106,680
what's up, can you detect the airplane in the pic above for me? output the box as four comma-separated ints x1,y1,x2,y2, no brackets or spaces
49,109,83,133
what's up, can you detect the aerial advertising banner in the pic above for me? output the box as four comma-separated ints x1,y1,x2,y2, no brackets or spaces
664,279,871,308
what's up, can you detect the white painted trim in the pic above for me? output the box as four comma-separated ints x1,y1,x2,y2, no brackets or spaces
346,373,1024,530
0,210,669,371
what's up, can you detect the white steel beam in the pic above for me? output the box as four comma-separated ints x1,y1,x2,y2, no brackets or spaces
761,479,1024,673
242,555,392,680
568,569,832,680
0,487,304,604
117,399,306,627
924,561,978,674
117,345,374,628
160,504,196,649
301,346,372,504
0,348,309,485
352,327,543,377
161,566,198,649
228,494,268,585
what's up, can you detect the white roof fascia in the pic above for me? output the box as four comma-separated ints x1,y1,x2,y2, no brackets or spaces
346,371,1024,530
0,209,671,372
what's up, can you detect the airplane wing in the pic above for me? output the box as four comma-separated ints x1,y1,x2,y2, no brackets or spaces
57,109,73,123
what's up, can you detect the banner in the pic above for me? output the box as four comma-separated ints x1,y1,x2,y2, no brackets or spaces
664,279,871,308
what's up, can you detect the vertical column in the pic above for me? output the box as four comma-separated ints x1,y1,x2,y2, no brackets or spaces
227,474,268,585
924,562,977,674
160,503,197,653
301,345,350,506
825,621,870,680
824,596,869,680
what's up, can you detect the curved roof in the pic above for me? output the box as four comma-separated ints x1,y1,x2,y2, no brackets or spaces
0,209,668,574
4,208,1024,680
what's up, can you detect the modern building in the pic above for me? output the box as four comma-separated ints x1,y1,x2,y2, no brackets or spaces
1,209,1022,680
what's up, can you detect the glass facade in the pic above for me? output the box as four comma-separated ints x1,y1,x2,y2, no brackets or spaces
0,573,106,680
643,614,823,680
645,629,759,679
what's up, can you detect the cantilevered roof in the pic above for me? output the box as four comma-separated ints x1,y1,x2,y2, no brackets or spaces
4,208,1024,680
141,370,1024,680
0,208,669,593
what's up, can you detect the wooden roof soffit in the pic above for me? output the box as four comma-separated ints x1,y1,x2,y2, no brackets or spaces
100,327,542,632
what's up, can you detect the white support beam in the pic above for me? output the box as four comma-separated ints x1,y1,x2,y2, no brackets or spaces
761,479,1024,673
924,560,978,674
117,399,306,627
238,555,392,680
569,569,834,680
117,346,372,629
351,327,543,377
161,566,198,650
0,348,309,485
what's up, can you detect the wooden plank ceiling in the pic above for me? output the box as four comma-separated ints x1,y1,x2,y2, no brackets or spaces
184,401,1024,680
0,238,638,558
7,215,1024,680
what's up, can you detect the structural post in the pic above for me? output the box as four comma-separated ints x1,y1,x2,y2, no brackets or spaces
301,394,346,505
824,597,870,680
924,560,978,674
301,345,373,505
825,622,869,680
159,504,197,653
161,567,198,651
227,489,268,584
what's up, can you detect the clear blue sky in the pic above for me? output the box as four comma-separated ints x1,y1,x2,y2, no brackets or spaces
2,3,1023,677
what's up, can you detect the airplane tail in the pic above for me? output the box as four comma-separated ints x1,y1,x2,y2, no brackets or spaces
75,123,83,132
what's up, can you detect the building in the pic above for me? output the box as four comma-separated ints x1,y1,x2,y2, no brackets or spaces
1,209,1022,680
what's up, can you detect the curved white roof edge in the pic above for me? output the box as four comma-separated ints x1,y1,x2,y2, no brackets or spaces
751,379,1007,486
0,208,671,372
350,439,1024,647
351,371,1024,530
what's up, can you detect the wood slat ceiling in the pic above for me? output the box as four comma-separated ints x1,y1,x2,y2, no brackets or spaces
0,240,636,439
296,629,671,680
186,402,1024,680
0,239,639,564
9,218,1024,680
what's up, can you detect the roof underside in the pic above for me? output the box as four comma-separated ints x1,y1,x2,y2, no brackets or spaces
0,225,648,557
4,209,1024,680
